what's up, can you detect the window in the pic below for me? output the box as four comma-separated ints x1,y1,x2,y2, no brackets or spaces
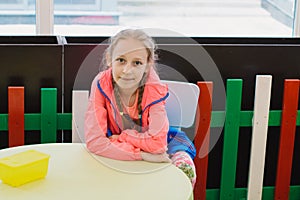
0,0,298,37
0,0,35,35
54,0,101,11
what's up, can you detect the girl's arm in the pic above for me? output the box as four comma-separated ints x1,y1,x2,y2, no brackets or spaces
118,102,169,154
84,78,142,161
141,151,171,163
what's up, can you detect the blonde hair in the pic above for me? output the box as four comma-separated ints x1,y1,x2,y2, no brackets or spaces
103,29,159,131
101,29,158,71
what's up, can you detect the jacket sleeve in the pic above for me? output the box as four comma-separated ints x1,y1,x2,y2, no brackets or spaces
118,101,169,154
84,77,142,161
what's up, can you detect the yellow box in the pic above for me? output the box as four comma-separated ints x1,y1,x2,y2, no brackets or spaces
0,150,50,187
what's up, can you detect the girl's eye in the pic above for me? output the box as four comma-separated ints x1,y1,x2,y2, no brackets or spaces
134,61,143,66
117,58,125,63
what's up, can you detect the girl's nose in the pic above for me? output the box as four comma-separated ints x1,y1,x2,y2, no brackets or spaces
122,63,132,73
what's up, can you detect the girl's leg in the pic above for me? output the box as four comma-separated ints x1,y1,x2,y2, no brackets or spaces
171,151,196,188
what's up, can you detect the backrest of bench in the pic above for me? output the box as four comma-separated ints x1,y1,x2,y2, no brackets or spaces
71,80,200,142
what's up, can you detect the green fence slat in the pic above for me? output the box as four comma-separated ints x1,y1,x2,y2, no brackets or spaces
210,111,253,128
57,113,72,130
235,188,247,199
220,79,243,200
3,110,299,131
210,110,299,127
206,189,220,200
261,186,274,200
256,186,300,200
206,186,300,200
239,111,253,127
41,88,57,143
25,114,72,130
268,110,282,126
0,114,8,131
289,185,300,200
1,113,72,131
25,114,41,130
211,111,225,127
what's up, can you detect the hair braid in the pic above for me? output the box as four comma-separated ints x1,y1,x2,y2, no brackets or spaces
112,75,144,132
137,84,145,118
112,77,126,131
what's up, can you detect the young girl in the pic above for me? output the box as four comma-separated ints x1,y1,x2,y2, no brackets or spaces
84,29,196,187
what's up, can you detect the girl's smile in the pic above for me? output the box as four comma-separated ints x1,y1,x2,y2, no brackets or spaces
120,77,135,81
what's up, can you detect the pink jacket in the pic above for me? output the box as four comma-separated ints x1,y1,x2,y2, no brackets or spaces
84,67,169,160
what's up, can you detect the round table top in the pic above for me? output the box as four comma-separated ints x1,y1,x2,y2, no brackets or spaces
0,143,193,200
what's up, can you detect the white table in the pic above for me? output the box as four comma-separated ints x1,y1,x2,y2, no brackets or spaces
0,143,193,200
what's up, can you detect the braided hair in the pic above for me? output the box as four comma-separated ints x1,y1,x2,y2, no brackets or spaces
112,74,146,132
103,29,159,132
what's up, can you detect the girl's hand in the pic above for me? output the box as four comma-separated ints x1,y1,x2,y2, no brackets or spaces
141,151,171,163
109,134,119,140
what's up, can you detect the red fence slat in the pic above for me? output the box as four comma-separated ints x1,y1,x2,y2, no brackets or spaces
194,81,213,200
8,86,25,147
275,79,300,200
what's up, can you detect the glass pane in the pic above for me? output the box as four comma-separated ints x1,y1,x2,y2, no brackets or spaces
54,0,115,29
117,0,295,37
262,0,295,28
28,0,35,6
54,0,95,4
0,0,23,4
54,0,99,11
54,0,296,37
0,0,36,35
0,0,297,37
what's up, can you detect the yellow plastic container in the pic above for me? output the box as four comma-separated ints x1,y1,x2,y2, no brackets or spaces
0,150,50,187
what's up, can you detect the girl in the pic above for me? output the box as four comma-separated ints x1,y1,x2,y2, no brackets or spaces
84,29,196,187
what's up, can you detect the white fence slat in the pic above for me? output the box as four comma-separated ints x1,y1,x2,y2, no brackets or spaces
72,90,89,143
247,75,272,200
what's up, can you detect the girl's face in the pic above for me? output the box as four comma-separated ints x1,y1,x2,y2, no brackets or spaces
109,38,150,90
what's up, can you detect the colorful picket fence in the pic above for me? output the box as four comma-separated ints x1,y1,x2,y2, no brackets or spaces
194,77,300,200
0,76,300,200
0,88,72,146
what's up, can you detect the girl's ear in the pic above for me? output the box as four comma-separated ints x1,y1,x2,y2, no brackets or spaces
146,59,154,73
